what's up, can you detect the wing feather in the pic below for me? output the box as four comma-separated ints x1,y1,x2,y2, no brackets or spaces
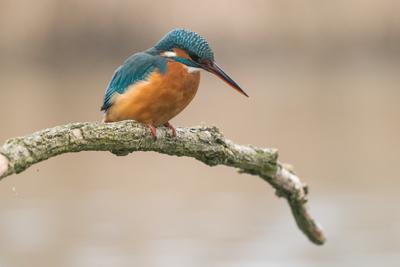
101,52,167,111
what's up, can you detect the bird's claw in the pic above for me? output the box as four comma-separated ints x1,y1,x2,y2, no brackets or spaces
148,123,176,139
164,122,177,137
149,125,157,139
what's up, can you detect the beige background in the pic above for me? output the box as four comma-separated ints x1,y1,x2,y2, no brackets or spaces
0,0,399,266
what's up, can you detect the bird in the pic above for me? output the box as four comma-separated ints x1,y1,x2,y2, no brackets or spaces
101,28,248,138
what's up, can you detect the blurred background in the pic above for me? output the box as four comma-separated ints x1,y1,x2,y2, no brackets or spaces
0,0,399,266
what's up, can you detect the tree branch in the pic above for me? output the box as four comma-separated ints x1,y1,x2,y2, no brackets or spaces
0,121,325,245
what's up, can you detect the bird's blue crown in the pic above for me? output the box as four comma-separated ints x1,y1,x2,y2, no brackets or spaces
153,28,214,61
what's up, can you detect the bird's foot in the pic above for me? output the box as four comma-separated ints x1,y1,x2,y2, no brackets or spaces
148,125,157,139
164,122,177,137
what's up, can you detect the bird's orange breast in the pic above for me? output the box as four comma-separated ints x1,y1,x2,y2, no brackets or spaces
105,60,200,126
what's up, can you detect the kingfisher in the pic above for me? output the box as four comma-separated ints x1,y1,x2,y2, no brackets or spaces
101,28,248,137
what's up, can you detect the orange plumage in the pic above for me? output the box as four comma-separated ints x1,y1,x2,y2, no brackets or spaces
104,49,200,126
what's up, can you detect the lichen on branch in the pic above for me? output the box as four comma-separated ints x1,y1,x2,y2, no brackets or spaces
0,121,326,245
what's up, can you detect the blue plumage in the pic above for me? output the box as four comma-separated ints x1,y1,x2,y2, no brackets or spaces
101,52,167,111
153,28,214,61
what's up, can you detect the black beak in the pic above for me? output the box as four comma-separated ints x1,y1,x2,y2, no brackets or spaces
199,61,249,97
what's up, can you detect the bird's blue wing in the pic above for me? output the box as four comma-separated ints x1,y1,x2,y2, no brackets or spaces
101,52,167,111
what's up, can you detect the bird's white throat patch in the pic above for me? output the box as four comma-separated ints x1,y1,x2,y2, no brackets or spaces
185,66,201,73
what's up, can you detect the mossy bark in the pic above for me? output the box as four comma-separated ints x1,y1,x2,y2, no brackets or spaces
0,120,325,245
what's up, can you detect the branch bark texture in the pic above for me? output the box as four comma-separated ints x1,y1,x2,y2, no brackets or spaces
0,121,325,245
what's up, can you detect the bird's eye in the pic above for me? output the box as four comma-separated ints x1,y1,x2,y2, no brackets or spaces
190,53,200,62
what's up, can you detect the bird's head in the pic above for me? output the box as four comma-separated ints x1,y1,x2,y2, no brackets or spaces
153,28,248,97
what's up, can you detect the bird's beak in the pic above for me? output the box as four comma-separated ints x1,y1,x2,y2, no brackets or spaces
199,61,249,97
